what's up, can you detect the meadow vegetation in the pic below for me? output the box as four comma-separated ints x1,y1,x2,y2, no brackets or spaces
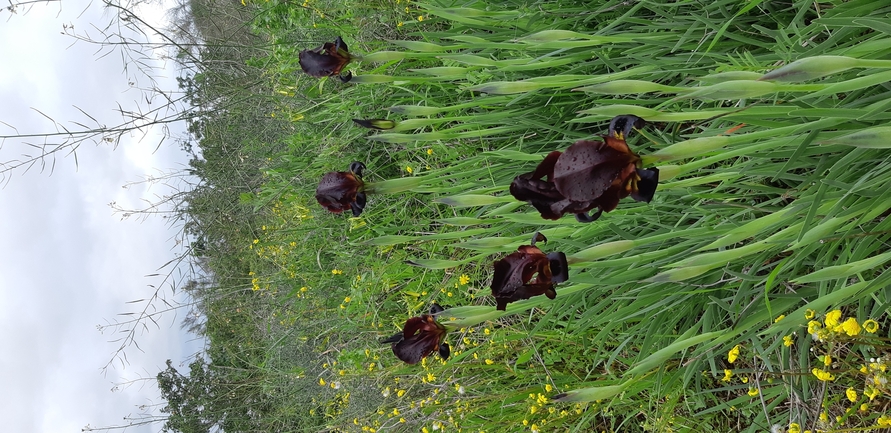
168,0,891,432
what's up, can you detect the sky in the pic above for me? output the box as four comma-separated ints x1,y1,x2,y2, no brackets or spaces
0,1,205,431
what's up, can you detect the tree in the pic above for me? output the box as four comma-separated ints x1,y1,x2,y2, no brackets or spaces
157,358,218,433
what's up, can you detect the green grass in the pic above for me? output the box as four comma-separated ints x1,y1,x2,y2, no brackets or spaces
181,0,891,432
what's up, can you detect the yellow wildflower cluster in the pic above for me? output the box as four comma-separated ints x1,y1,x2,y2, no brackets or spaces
808,309,878,341
860,357,890,401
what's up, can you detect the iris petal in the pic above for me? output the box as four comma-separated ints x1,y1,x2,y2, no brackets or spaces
553,139,637,202
631,168,659,203
608,115,645,140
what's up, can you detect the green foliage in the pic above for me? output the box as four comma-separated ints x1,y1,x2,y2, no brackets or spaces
169,0,891,432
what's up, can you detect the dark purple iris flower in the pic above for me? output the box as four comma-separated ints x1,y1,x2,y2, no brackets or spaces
299,36,353,82
490,233,569,310
381,304,450,364
509,115,658,223
315,162,367,216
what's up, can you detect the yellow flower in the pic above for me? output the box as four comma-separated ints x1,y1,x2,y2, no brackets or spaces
819,412,828,422
397,21,404,27
823,355,832,366
879,415,891,427
406,166,413,174
545,384,553,392
811,368,835,381
332,269,343,275
824,309,842,328
788,423,801,433
805,309,816,319
722,369,733,382
397,389,406,397
427,148,433,155
783,335,794,347
417,15,424,21
863,319,879,333
774,314,785,323
807,320,822,335
842,317,861,336
741,376,749,384
485,359,495,365
343,296,351,303
860,403,869,412
747,387,759,396
727,345,741,363
846,387,857,402
864,386,880,400
319,378,326,386
459,274,470,285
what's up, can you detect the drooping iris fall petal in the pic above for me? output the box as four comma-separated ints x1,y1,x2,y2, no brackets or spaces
490,233,568,311
315,162,367,216
299,36,353,82
509,116,658,222
381,305,450,364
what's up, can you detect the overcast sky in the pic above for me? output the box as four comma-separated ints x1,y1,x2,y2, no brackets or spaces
0,1,204,431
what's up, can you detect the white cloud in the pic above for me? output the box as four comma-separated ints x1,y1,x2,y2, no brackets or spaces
0,1,204,432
